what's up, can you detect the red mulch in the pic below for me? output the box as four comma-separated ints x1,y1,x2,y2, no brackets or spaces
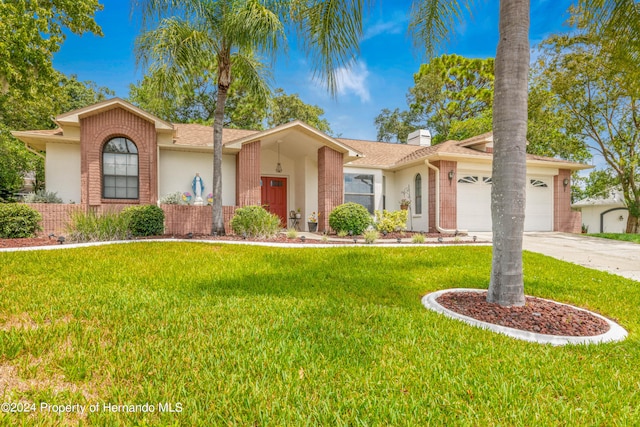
436,291,610,337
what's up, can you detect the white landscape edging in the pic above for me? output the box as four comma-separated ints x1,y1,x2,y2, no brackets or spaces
422,288,628,346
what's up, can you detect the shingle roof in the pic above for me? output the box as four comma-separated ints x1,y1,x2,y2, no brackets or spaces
172,123,259,146
336,138,424,167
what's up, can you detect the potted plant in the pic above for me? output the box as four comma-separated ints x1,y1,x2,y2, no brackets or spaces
295,208,302,219
399,186,411,210
307,212,318,232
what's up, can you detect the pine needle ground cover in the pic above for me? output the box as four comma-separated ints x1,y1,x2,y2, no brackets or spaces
0,243,638,425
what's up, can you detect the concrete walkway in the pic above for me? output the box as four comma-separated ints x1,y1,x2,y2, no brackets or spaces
475,232,640,283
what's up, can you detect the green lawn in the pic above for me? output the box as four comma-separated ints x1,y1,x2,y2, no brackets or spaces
589,233,640,244
0,243,638,425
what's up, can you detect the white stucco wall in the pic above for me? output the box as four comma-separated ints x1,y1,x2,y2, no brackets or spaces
580,205,628,233
45,143,81,203
158,149,236,206
393,165,430,231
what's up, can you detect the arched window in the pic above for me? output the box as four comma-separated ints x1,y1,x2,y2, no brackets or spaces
415,174,422,215
102,137,138,199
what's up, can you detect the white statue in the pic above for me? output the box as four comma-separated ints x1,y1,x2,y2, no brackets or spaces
192,173,204,206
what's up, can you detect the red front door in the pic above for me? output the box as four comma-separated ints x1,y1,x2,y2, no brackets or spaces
261,176,287,226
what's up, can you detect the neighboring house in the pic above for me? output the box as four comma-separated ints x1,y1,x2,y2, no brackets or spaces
12,98,590,233
572,190,628,233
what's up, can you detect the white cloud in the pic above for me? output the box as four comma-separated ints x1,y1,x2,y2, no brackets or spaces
335,61,371,103
362,11,407,41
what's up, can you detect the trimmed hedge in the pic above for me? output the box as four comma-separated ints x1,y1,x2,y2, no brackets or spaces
122,205,165,237
0,203,42,238
328,202,371,235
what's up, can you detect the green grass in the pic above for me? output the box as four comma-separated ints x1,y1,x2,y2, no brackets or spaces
0,243,639,425
589,233,640,243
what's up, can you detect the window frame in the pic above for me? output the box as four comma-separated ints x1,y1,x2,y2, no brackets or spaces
102,137,139,200
344,173,375,214
414,174,422,215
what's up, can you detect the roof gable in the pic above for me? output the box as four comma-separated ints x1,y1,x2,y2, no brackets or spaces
56,98,174,133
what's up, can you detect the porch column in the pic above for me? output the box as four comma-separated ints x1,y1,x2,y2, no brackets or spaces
318,146,343,232
236,140,261,206
554,169,579,232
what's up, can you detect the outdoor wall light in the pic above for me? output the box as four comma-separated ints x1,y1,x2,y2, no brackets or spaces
563,178,570,187
448,170,455,182
619,215,625,221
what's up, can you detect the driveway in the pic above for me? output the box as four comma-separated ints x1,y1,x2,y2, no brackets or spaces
474,232,640,283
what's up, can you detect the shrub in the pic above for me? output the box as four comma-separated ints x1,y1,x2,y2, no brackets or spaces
328,202,371,235
22,190,63,204
159,191,185,205
0,204,42,238
230,205,281,238
363,229,380,244
123,205,165,237
65,210,130,242
374,209,408,233
412,233,426,243
286,228,298,239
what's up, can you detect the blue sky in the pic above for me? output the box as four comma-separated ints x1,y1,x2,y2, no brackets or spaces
53,0,576,141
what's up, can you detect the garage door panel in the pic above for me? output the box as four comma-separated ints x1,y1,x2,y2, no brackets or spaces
456,173,553,232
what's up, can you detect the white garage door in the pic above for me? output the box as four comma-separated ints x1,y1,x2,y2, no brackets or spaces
525,178,553,231
456,174,553,232
456,174,492,231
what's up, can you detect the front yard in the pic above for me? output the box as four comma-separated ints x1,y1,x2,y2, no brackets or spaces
0,243,638,425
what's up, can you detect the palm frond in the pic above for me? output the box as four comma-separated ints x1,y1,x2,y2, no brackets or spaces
231,50,273,107
135,17,216,90
577,0,640,63
408,0,472,57
226,0,285,57
291,0,369,95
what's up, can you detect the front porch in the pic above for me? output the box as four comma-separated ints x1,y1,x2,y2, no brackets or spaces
228,121,361,232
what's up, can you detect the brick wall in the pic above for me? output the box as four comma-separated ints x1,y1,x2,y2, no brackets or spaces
428,161,457,232
236,140,261,206
318,146,343,232
438,160,457,230
554,170,581,233
80,107,158,207
162,205,236,235
28,204,237,237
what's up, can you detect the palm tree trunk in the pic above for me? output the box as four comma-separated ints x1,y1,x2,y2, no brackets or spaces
212,56,231,236
487,0,530,306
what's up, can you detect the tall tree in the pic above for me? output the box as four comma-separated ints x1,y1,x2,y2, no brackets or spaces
268,88,332,134
134,0,367,235
538,29,639,233
410,0,530,306
374,108,419,143
409,54,494,143
0,1,103,200
128,72,268,129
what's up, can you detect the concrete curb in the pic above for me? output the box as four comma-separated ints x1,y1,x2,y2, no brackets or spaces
422,288,628,346
0,238,492,252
